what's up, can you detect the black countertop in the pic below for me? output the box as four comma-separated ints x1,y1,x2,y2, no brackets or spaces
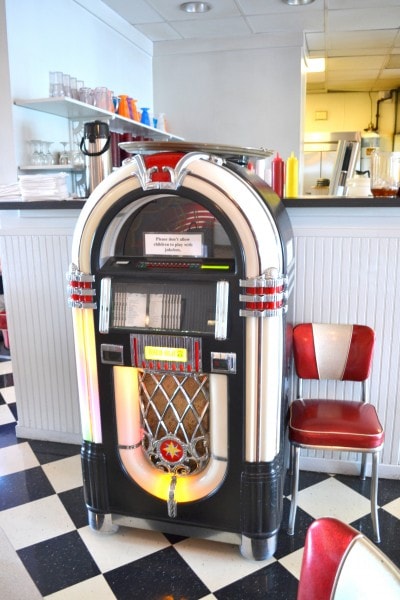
0,200,86,210
283,196,400,208
0,197,400,210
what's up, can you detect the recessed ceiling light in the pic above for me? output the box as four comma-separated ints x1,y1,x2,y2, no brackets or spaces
180,2,212,13
282,0,315,5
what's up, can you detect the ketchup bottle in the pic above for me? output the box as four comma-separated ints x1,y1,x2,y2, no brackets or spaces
271,152,285,198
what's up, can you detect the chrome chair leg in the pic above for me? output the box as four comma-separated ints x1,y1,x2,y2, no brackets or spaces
371,451,381,544
288,445,300,536
360,452,367,480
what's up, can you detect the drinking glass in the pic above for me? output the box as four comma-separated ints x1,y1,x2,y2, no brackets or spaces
50,71,64,97
29,139,42,165
63,74,71,98
59,142,70,165
79,87,93,104
370,150,400,197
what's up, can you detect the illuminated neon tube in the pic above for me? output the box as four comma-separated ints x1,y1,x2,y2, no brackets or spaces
72,308,102,443
114,366,228,503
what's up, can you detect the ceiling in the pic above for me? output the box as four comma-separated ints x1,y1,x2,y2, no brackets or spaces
100,0,400,94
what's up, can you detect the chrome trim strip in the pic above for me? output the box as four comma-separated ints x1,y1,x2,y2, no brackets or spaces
99,277,111,334
215,280,229,340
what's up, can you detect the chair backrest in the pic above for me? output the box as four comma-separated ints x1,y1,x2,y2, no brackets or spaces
293,323,375,382
297,518,400,600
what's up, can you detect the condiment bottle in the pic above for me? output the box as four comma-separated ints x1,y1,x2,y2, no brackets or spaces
286,152,299,198
271,152,285,198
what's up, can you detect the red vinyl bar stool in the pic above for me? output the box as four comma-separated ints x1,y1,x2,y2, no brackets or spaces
297,518,400,600
0,311,9,349
288,323,384,543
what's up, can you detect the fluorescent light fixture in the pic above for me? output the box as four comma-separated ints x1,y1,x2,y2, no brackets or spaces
282,0,315,5
306,57,326,73
180,2,212,13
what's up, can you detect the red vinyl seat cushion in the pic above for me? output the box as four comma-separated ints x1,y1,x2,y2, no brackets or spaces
289,399,384,449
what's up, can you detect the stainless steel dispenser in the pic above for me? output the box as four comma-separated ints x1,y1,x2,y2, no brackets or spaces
80,120,112,195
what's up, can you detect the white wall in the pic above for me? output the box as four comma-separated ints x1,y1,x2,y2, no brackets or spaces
153,37,305,172
3,0,154,171
0,0,16,184
306,91,396,150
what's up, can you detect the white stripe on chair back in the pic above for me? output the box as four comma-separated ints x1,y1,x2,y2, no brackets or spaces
313,323,353,380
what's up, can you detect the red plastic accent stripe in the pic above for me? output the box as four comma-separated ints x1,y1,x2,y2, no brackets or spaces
293,323,319,378
143,152,184,182
194,340,200,372
343,324,375,381
132,337,139,367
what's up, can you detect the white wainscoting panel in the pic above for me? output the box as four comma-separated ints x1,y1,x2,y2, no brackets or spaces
0,209,81,443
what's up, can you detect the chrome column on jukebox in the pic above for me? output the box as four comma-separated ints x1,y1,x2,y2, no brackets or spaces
67,142,294,560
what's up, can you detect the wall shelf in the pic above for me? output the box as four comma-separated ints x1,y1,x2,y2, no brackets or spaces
14,97,183,140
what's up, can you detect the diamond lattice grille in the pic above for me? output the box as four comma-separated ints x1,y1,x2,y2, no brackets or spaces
139,372,210,474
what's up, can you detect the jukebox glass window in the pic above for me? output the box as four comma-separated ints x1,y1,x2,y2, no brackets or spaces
111,281,217,334
116,196,233,259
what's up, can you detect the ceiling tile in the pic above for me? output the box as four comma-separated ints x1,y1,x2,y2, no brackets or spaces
327,7,400,32
247,12,323,34
328,56,387,71
135,22,181,42
171,16,251,39
237,0,324,15
100,0,162,24
146,0,241,21
326,30,398,51
327,0,400,8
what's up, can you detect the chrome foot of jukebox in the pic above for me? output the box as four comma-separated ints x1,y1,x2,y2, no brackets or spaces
88,510,118,535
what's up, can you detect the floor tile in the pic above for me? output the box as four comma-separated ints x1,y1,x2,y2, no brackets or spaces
296,476,372,523
79,524,171,572
0,402,16,425
44,574,116,599
0,359,12,375
0,422,18,448
214,561,298,600
18,530,101,596
275,497,314,559
0,441,39,476
58,486,88,529
0,372,14,388
104,545,210,600
0,494,75,549
174,536,274,592
28,439,80,465
278,547,304,580
42,454,82,493
1,385,16,404
0,466,55,510
351,509,400,569
383,496,400,520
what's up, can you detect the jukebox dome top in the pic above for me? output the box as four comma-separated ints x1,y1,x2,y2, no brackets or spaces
118,140,273,164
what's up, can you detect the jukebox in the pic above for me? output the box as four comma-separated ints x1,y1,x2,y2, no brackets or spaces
67,142,294,560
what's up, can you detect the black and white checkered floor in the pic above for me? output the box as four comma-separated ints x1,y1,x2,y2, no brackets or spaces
1,357,400,599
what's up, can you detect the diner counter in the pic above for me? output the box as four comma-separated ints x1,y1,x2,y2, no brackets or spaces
0,195,399,209
0,197,399,479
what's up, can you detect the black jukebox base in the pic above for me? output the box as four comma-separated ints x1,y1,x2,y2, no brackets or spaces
81,440,286,561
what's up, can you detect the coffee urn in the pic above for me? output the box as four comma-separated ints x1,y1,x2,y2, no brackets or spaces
80,120,112,195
